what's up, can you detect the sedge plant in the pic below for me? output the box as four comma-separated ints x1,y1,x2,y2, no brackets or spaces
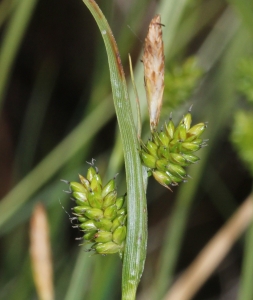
64,2,207,299
3,0,253,299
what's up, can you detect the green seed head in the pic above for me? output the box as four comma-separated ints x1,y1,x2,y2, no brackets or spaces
140,111,206,189
63,163,127,257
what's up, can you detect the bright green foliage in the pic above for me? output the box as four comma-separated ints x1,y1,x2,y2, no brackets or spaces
140,111,207,189
64,162,127,258
163,57,203,108
236,58,253,104
230,111,253,176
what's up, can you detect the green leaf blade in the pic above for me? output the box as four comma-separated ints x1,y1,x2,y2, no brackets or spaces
82,1,147,299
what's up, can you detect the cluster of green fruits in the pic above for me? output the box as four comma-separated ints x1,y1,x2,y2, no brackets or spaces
140,110,207,190
63,111,206,256
63,162,127,258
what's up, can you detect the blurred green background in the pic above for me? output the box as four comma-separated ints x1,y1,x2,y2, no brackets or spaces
1,0,253,299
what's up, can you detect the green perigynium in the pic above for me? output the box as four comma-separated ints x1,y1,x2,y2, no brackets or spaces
63,161,127,258
140,110,207,190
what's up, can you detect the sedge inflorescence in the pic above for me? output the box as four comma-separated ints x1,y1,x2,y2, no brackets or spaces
141,15,207,189
140,110,207,190
63,162,127,258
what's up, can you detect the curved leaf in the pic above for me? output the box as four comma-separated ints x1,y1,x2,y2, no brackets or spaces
82,1,147,299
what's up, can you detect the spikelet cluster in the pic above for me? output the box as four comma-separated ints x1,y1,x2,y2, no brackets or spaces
63,163,127,258
140,111,207,190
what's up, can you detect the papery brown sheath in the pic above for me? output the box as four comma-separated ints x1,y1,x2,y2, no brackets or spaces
143,14,165,132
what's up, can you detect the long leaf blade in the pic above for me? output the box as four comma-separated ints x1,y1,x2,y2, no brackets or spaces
82,1,147,299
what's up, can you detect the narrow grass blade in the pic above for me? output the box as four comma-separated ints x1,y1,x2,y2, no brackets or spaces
82,1,147,299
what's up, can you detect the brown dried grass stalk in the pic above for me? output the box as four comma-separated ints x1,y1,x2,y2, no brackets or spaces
30,203,54,300
164,194,253,300
143,14,165,132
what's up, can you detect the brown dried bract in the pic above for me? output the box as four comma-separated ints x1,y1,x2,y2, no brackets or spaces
143,14,165,132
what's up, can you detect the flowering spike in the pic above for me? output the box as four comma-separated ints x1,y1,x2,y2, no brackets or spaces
63,163,127,256
140,111,207,190
143,14,165,132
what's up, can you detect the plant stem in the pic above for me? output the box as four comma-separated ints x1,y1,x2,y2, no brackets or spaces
82,1,147,299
